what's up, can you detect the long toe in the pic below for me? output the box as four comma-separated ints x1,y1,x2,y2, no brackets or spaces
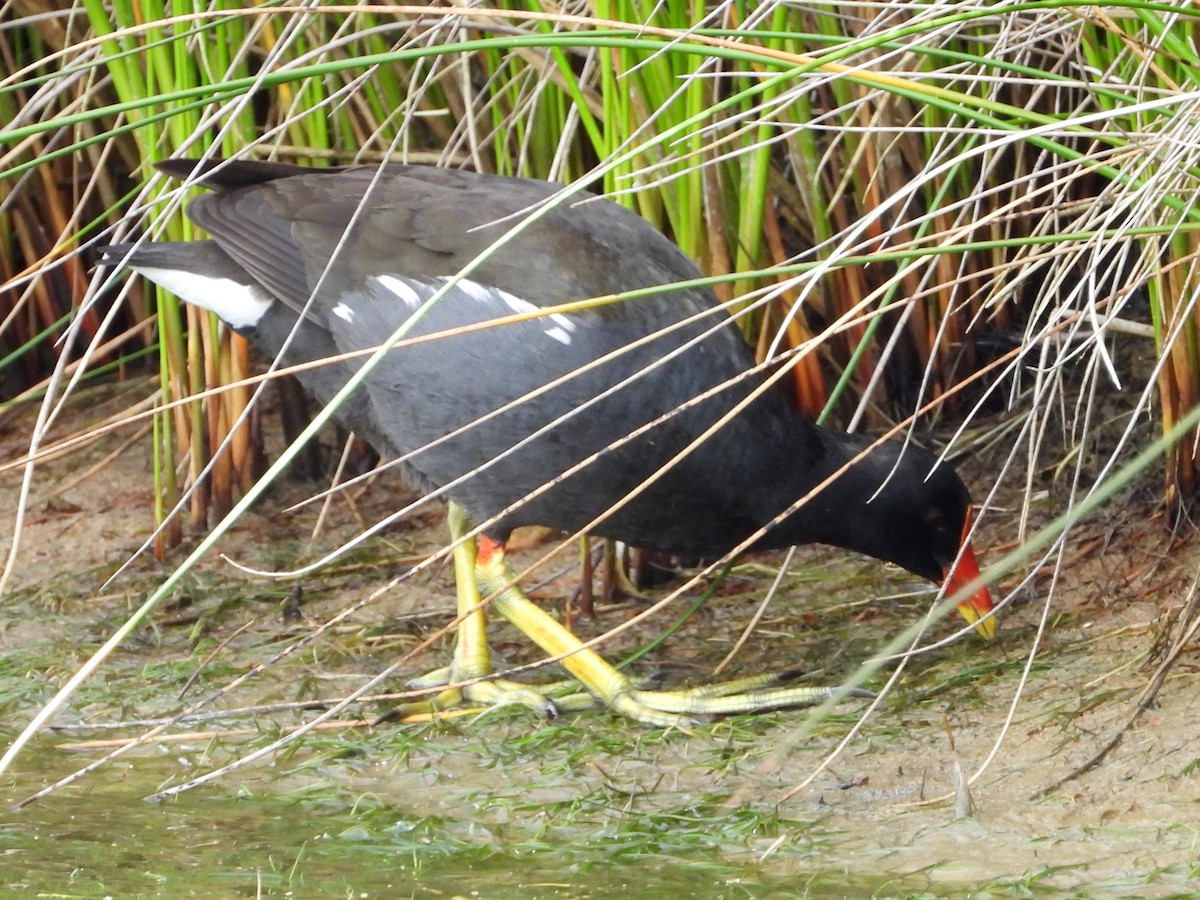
628,680,874,717
387,664,563,720
460,677,559,717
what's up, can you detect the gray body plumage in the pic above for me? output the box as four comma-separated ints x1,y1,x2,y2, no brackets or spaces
104,160,976,584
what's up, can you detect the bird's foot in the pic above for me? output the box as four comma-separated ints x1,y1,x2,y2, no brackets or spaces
625,670,874,718
377,520,872,728
376,665,871,727
581,670,874,728
376,663,596,722
473,535,874,728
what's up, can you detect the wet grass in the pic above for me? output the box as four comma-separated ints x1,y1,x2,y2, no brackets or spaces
0,781,910,898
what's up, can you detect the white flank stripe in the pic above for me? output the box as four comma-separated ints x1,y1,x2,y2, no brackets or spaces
331,302,354,322
374,274,425,308
436,275,577,345
471,280,578,344
548,311,575,332
498,288,537,317
454,278,493,305
134,266,272,328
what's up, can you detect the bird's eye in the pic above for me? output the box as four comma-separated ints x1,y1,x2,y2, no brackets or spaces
924,509,946,530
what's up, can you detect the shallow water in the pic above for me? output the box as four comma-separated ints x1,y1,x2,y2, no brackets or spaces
4,694,1197,900
0,736,933,898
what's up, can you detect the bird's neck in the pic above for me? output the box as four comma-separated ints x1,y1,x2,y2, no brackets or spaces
740,419,887,554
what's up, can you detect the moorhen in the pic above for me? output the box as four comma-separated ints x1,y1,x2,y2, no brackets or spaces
103,159,994,726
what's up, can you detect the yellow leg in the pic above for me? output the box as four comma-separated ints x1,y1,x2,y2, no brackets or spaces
383,507,867,726
475,536,863,727
394,504,562,717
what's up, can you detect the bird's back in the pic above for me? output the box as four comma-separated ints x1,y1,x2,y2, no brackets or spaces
117,161,820,553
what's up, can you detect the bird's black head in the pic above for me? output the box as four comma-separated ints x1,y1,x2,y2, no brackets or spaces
844,439,972,582
780,433,993,635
